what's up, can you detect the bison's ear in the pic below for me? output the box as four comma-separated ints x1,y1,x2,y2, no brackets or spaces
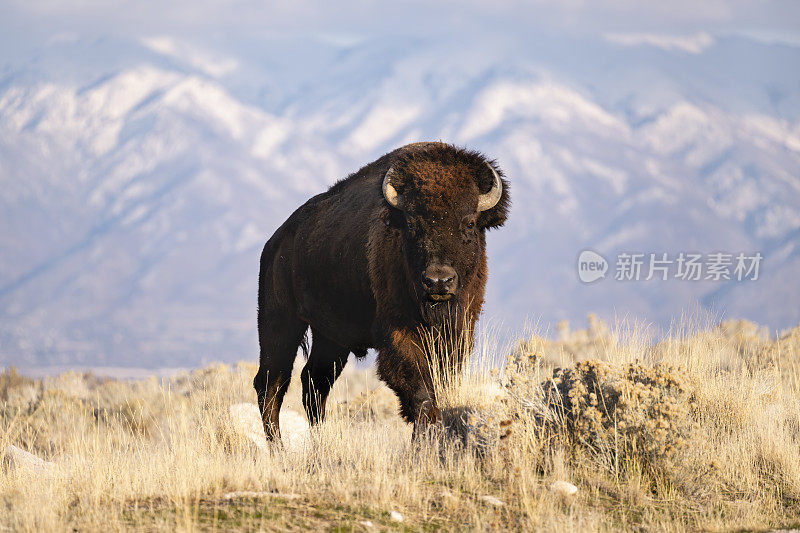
477,163,510,230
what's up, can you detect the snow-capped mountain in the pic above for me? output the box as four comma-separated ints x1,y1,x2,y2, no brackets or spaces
1,33,798,368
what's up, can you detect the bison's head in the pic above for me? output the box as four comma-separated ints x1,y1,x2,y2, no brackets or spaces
382,145,510,306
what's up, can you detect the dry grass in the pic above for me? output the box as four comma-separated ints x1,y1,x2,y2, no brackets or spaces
1,316,800,531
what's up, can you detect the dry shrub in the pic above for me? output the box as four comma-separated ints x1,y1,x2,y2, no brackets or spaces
437,396,511,457
761,323,800,382
0,368,39,409
542,360,696,467
512,313,616,369
502,343,698,475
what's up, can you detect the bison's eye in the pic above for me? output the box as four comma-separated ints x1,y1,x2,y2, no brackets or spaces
466,221,475,230
407,220,415,231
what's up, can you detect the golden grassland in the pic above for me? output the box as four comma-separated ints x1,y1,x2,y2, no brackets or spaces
1,315,800,531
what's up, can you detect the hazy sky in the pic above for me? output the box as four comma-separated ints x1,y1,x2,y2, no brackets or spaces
2,0,799,46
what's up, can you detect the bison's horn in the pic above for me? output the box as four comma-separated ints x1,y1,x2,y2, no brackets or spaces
477,164,503,212
382,167,403,209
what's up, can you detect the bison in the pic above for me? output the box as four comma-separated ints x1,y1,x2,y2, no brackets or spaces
254,141,510,440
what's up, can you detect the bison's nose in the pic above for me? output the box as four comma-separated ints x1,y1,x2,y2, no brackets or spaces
422,264,458,298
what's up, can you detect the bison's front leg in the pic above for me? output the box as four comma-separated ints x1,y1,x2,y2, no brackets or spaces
376,329,441,437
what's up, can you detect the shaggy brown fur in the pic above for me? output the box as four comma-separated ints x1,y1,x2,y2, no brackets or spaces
254,142,510,440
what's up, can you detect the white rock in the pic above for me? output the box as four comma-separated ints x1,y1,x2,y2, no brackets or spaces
479,495,505,507
389,510,403,522
279,408,311,450
359,520,374,528
228,403,269,450
223,490,263,499
2,444,55,476
549,480,578,497
228,403,310,451
222,490,300,500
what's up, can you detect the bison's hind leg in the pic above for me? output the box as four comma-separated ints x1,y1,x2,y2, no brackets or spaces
255,311,308,441
301,330,349,426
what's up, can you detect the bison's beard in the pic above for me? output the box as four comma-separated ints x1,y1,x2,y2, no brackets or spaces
419,297,474,350
420,297,462,328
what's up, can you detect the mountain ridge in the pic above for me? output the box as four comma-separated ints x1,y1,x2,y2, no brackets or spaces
1,33,798,367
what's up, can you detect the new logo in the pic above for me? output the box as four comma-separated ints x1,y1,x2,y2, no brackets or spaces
577,250,608,283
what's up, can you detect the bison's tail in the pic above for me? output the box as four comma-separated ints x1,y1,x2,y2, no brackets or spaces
299,329,310,359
